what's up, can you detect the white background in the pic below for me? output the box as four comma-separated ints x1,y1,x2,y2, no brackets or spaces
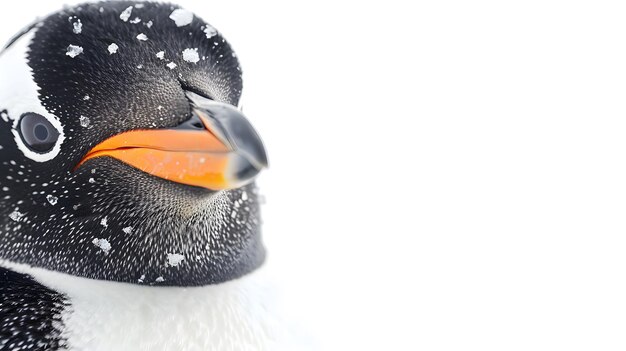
3,1,626,350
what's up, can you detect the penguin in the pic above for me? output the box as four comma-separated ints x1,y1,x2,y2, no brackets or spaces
0,1,275,350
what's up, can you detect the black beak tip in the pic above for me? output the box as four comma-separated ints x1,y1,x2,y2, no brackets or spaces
186,91,269,172
188,93,269,172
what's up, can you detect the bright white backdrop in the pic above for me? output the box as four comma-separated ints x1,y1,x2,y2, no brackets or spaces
3,1,626,350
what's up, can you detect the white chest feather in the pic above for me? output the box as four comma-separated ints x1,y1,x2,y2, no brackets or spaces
1,261,285,351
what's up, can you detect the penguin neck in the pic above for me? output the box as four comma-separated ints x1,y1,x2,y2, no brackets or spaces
0,178,265,286
0,259,280,350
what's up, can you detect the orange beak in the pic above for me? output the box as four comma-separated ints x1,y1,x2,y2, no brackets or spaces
76,92,268,191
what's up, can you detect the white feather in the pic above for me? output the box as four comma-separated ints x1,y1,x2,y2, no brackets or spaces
0,260,296,351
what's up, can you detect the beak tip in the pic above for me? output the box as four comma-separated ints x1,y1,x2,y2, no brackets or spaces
258,148,269,169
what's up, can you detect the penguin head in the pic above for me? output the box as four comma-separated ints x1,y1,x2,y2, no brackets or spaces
0,1,268,286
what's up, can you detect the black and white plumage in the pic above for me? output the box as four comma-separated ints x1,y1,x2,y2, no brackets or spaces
0,2,275,350
0,267,68,350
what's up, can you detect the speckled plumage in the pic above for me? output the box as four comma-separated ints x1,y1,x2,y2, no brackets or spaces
0,1,271,349
0,267,68,350
0,0,264,286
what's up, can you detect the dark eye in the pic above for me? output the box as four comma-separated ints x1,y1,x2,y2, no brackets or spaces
19,113,60,153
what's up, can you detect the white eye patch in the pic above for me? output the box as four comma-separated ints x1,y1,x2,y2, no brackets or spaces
0,26,65,162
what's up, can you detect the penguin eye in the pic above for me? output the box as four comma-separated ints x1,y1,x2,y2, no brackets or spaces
18,113,60,153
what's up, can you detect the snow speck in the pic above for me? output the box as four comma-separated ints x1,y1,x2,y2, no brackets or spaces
108,43,119,54
66,45,83,58
9,210,23,222
122,226,133,234
242,191,248,201
79,116,90,128
136,33,148,41
145,20,153,28
167,253,185,267
137,64,143,69
182,48,200,63
138,274,146,283
92,238,111,254
156,51,165,60
72,20,83,34
166,62,177,70
88,178,96,184
46,195,58,206
155,276,165,283
83,95,90,101
204,26,217,38
100,217,108,228
120,6,133,22
169,9,193,27
130,17,141,24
